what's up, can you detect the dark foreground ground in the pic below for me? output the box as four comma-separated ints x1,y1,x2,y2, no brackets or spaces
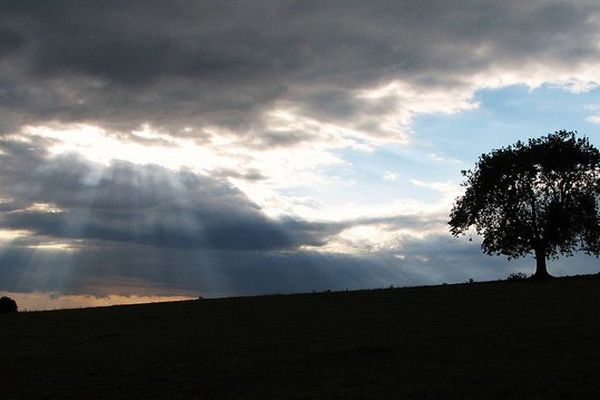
1,276,600,399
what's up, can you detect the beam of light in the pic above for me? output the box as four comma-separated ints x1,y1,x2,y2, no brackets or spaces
1,241,77,301
0,152,237,308
17,122,354,220
14,115,465,231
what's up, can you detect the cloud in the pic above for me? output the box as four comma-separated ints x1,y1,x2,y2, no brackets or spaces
0,139,344,251
586,115,600,124
0,137,488,300
0,233,499,298
0,137,454,254
1,1,599,142
383,171,399,181
0,28,25,57
409,179,462,200
2,232,598,303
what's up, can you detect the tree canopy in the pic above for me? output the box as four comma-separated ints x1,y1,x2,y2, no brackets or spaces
449,130,600,279
0,296,18,313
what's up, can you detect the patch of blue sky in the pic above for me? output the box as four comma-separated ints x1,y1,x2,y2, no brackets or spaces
284,85,600,209
306,145,456,206
351,84,599,186
412,84,600,164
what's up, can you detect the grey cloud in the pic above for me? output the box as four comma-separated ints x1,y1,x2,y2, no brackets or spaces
0,28,25,57
1,233,598,301
354,214,448,231
0,139,450,252
211,168,267,181
0,139,342,250
1,1,598,138
0,243,404,298
0,236,474,297
0,139,449,253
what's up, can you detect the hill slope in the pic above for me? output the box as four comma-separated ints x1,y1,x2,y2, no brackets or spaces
2,276,600,399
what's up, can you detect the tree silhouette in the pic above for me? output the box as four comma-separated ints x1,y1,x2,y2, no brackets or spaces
0,296,18,313
449,131,600,279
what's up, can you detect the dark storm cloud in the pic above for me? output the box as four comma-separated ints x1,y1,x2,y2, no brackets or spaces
0,139,344,250
0,242,413,297
0,139,449,251
0,235,491,297
0,137,470,300
0,28,25,57
1,1,599,137
0,135,453,260
2,233,598,300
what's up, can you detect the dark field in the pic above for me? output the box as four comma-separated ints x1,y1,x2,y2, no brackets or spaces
2,276,600,399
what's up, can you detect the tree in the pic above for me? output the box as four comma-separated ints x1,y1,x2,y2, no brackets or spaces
449,131,600,279
0,296,18,313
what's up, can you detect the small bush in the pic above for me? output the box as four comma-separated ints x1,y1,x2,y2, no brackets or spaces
0,296,18,313
506,272,528,281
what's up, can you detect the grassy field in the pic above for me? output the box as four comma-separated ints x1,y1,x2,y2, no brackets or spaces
1,275,600,399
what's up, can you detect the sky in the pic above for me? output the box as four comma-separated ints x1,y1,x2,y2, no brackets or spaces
1,1,600,310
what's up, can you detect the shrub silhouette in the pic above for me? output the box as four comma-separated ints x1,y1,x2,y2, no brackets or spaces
0,296,18,313
506,272,528,281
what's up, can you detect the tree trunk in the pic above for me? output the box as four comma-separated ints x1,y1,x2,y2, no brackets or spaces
532,247,552,280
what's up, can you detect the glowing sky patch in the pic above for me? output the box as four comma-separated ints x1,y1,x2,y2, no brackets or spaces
4,291,196,312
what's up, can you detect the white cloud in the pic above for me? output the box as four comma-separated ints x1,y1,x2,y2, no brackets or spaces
410,179,463,201
429,153,464,165
24,124,236,173
383,171,399,181
314,224,405,255
586,115,600,124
